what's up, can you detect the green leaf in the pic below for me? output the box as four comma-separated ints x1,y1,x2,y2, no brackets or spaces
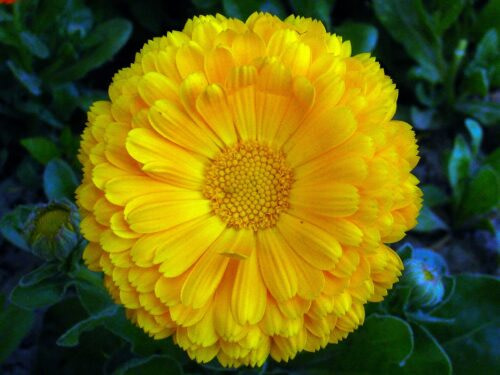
331,315,414,372
428,0,465,35
335,22,378,54
0,294,35,363
59,126,80,159
43,159,79,200
464,118,482,156
116,355,183,375
6,60,41,96
421,184,448,207
290,0,334,29
10,276,68,309
397,243,414,262
20,101,63,128
455,100,500,126
54,18,132,82
463,67,489,97
401,324,452,374
460,166,499,218
373,0,446,83
20,31,50,59
423,274,500,375
448,135,471,197
0,205,32,252
65,6,93,37
413,206,448,232
473,29,498,68
20,137,61,164
57,305,119,347
288,315,414,372
474,0,500,37
19,262,60,287
222,0,285,19
51,83,80,120
484,148,500,174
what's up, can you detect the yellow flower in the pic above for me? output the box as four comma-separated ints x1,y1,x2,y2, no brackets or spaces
76,12,422,367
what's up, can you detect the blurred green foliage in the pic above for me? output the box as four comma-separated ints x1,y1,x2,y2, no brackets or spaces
0,0,498,374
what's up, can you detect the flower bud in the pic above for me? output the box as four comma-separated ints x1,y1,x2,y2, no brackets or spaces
26,200,80,261
403,248,447,308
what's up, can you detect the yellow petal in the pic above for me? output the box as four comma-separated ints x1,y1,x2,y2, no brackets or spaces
231,244,266,325
92,162,133,190
231,30,266,66
76,183,102,211
100,229,135,253
204,46,235,85
126,128,205,189
155,271,189,306
105,176,179,207
149,99,220,158
176,41,204,79
125,192,210,233
281,41,311,76
170,300,210,327
214,262,247,341
214,227,255,259
93,197,119,226
289,183,360,218
156,215,226,277
181,248,229,308
257,229,298,301
289,250,325,300
255,60,293,142
137,72,178,106
186,303,218,346
110,213,137,240
196,84,238,146
266,29,299,57
277,213,341,270
80,215,105,242
285,106,357,167
225,65,258,141
295,156,368,186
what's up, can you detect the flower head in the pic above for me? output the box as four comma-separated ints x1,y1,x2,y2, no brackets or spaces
76,12,422,367
403,249,447,308
27,200,80,261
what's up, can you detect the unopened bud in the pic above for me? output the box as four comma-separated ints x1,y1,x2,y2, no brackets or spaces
26,200,80,261
403,248,447,308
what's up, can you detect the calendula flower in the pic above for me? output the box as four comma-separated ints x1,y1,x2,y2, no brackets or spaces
76,12,422,367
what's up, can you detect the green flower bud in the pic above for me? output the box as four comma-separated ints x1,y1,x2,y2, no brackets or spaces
26,200,80,261
403,248,447,308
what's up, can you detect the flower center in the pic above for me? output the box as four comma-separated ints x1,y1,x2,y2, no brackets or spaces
203,142,294,230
